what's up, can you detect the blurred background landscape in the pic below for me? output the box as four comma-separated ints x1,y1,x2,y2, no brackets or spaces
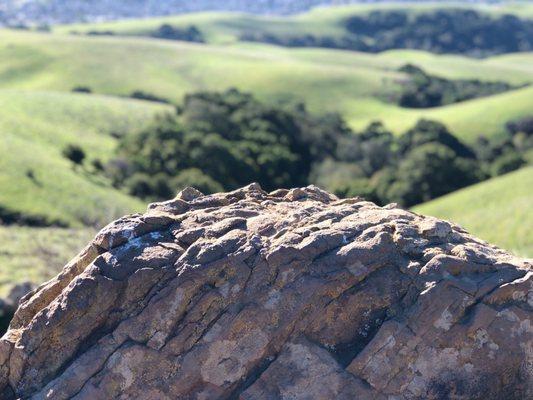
0,0,532,298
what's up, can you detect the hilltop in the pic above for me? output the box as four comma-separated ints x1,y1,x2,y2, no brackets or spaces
2,29,532,140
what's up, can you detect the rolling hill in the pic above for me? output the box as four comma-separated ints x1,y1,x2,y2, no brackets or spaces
55,2,533,43
1,29,532,141
0,89,171,227
414,167,533,257
0,89,171,295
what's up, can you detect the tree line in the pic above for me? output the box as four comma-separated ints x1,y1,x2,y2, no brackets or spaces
395,64,521,108
241,9,533,56
62,89,530,208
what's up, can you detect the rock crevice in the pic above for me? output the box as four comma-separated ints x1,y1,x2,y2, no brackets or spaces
0,184,531,399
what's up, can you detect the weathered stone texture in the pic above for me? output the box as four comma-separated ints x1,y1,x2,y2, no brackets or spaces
0,184,531,399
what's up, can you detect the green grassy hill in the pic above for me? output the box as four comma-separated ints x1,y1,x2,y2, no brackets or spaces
414,167,533,257
0,89,170,227
1,29,532,141
0,226,95,296
54,2,533,44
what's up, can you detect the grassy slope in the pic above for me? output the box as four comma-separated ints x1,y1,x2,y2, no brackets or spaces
54,2,533,43
0,90,168,293
0,227,95,296
414,167,533,257
0,89,170,227
1,29,533,141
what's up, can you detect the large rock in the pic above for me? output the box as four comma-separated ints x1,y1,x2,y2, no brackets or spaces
0,184,531,399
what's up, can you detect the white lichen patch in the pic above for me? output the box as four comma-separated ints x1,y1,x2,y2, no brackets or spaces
277,342,348,399
433,308,453,331
407,347,460,396
346,261,368,278
146,287,185,349
231,284,241,295
363,335,396,377
150,231,163,240
464,363,474,374
514,319,532,337
421,281,437,295
474,328,500,359
497,309,520,323
218,282,231,298
264,289,281,310
107,348,139,390
280,269,293,284
201,329,269,386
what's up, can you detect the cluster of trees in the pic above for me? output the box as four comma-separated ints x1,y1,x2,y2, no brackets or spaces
73,24,205,43
106,89,349,199
241,10,533,56
86,30,115,36
312,120,482,206
316,116,532,205
475,116,532,177
151,24,205,43
240,31,352,49
129,90,171,104
396,64,519,108
71,86,93,93
88,89,530,208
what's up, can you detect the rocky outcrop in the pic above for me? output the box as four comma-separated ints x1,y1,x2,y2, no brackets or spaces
0,184,531,399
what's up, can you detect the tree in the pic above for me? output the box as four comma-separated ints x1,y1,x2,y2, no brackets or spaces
72,86,92,93
398,119,475,158
111,89,351,198
491,152,526,176
62,144,86,168
91,159,104,172
384,143,480,206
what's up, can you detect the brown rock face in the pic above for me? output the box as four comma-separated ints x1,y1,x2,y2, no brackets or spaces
0,185,531,399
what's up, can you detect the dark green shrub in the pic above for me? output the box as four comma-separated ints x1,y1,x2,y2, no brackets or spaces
72,86,92,93
491,152,526,176
62,144,86,167
125,173,153,199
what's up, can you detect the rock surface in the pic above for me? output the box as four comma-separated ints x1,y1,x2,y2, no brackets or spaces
0,184,531,399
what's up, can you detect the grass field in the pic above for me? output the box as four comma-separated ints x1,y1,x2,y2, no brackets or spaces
0,226,95,296
414,167,533,257
1,29,532,141
0,89,169,227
